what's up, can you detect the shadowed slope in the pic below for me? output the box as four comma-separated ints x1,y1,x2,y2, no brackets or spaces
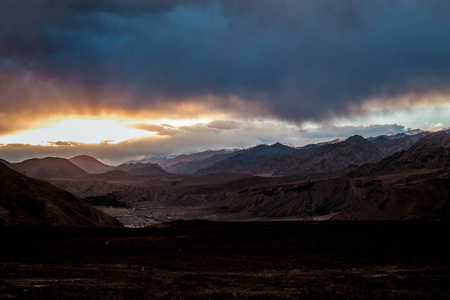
69,155,114,174
195,143,295,174
116,162,169,175
13,157,88,179
256,135,384,176
0,163,122,227
352,131,450,177
334,132,450,220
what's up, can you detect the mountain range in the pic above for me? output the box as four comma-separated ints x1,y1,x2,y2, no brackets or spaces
332,131,450,220
115,162,169,175
1,131,449,225
69,155,114,174
195,142,295,174
0,131,438,180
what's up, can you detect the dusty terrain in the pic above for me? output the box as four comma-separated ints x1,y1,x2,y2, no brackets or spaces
0,221,448,299
48,166,449,227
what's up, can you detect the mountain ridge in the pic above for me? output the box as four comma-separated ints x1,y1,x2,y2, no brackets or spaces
0,163,122,227
195,142,295,174
13,157,88,179
69,155,114,174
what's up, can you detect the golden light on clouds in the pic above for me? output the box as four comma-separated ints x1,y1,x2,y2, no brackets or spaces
0,118,154,145
0,68,261,137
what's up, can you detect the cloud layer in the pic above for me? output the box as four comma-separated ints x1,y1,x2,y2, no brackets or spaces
1,0,450,131
0,120,407,165
1,1,450,163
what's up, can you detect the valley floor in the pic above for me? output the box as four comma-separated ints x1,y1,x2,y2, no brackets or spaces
0,221,449,299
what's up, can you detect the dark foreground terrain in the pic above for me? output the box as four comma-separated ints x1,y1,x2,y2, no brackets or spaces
1,221,449,299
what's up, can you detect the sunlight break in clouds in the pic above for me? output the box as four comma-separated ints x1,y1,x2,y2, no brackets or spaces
0,118,153,145
1,1,450,164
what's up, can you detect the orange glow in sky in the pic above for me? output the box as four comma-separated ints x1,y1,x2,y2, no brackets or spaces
0,118,154,145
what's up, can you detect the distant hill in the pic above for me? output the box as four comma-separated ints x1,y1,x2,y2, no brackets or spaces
13,157,88,179
0,163,122,227
255,135,384,176
69,155,114,174
195,143,295,174
116,162,169,175
165,151,239,174
162,149,235,168
367,133,407,145
377,132,428,156
301,139,340,150
126,149,235,168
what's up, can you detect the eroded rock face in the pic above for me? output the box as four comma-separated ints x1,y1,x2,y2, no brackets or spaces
0,163,122,228
255,135,384,176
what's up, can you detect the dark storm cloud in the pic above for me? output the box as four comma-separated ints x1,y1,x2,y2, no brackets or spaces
1,0,450,122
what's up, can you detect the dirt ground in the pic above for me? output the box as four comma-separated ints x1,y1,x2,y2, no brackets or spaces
0,221,449,299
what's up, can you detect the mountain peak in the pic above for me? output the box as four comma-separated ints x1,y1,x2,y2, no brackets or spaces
14,157,88,179
346,135,366,142
70,155,98,161
69,155,113,174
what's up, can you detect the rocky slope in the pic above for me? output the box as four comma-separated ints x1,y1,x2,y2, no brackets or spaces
69,155,114,174
333,131,450,220
162,149,234,168
164,152,238,174
255,135,384,176
195,143,295,174
12,157,88,179
116,162,169,175
352,131,450,177
332,169,450,220
0,163,122,227
377,132,428,156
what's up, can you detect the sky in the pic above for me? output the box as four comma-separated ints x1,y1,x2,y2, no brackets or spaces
0,0,449,165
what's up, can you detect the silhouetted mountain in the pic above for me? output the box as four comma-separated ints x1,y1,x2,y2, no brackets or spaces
165,151,239,174
0,158,13,169
163,149,235,168
13,157,88,179
69,155,114,174
378,132,428,156
352,131,450,177
256,135,384,176
127,149,235,168
301,139,340,150
126,156,169,165
367,133,407,145
398,131,450,168
116,162,169,175
195,143,295,174
0,163,122,227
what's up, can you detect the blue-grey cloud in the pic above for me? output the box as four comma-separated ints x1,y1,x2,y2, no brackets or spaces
1,0,450,123
300,124,405,139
